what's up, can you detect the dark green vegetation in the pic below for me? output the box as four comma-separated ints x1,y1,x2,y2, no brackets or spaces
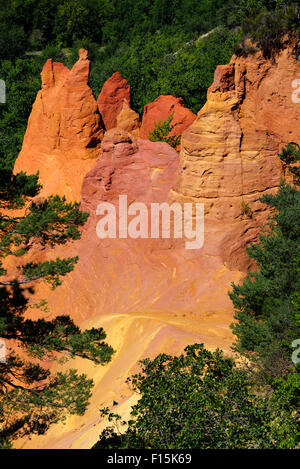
230,143,300,382
1,1,299,171
0,172,114,448
94,345,298,449
147,113,181,149
94,144,300,449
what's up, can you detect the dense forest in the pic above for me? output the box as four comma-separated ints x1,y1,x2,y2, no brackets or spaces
0,0,299,449
0,0,299,170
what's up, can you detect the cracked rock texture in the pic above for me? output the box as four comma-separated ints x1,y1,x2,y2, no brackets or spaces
116,98,140,137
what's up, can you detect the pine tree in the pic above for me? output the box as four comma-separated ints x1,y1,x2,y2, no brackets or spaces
0,170,114,447
229,143,300,381
94,344,299,449
147,112,181,149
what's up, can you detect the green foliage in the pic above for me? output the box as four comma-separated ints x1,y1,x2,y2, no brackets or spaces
89,27,239,115
241,200,253,218
40,44,65,64
230,182,300,379
0,23,27,62
21,258,79,289
147,113,181,149
0,58,42,171
67,39,100,67
278,142,300,185
0,175,114,446
2,0,296,173
1,0,299,449
54,0,102,46
13,195,89,246
272,371,300,408
229,144,300,381
0,170,41,209
0,0,298,63
94,144,300,450
238,1,300,58
0,193,89,287
94,344,299,449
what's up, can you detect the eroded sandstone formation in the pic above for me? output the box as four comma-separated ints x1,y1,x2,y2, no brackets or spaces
15,128,242,450
116,98,140,137
14,49,103,201
97,72,135,130
140,95,196,148
15,46,300,449
172,47,300,270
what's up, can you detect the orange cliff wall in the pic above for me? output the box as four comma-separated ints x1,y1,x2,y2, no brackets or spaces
172,47,300,271
15,46,300,449
13,49,104,201
15,129,243,449
97,72,132,130
140,95,196,149
97,72,140,136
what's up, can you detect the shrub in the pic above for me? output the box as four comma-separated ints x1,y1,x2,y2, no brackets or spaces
147,112,181,149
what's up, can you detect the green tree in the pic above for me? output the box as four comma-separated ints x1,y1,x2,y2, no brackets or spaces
94,144,300,450
238,1,299,58
0,23,27,61
279,142,300,185
54,0,109,46
0,58,42,171
147,113,181,149
94,344,298,449
0,171,114,447
229,144,300,381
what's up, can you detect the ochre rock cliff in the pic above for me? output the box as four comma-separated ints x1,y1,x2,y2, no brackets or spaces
97,72,134,130
25,128,238,321
15,46,300,449
140,95,196,147
172,47,300,270
13,49,103,201
15,129,243,449
116,98,140,137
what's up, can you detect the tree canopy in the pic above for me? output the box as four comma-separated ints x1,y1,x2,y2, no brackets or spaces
94,344,298,449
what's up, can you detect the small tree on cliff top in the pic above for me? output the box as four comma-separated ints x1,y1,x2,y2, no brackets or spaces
147,112,181,149
0,170,114,448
